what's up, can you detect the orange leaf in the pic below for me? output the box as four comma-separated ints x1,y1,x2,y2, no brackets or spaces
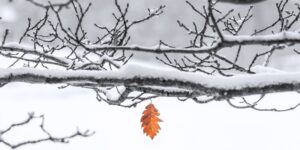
141,104,162,139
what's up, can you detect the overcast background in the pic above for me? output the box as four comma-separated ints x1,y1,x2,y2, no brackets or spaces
1,0,300,150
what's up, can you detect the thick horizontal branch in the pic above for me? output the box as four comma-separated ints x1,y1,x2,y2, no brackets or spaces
0,65,299,99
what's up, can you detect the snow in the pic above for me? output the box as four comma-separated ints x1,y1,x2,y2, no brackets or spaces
4,42,33,49
100,37,112,45
148,8,159,14
0,63,298,92
251,65,284,73
106,86,126,101
224,31,300,42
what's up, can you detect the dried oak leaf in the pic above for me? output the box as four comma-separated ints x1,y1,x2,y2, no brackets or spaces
141,103,162,139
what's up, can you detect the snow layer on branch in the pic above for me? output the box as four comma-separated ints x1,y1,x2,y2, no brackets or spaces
224,31,300,42
0,63,298,91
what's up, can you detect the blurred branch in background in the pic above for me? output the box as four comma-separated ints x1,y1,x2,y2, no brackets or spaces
0,0,300,111
26,0,73,12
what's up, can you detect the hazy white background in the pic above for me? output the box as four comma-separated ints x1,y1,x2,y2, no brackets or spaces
1,0,300,150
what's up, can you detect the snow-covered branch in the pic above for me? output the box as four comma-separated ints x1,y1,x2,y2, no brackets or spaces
0,65,299,100
86,31,300,53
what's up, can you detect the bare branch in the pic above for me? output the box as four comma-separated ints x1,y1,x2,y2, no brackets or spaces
0,112,94,149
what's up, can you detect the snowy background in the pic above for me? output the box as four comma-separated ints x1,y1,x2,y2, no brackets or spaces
1,0,300,150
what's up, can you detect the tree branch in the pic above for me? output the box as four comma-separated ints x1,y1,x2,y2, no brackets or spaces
0,112,94,149
0,67,299,100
